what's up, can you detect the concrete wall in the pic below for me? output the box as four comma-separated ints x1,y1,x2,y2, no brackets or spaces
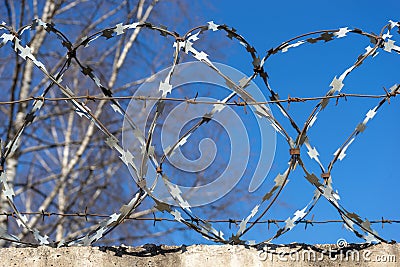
0,243,398,267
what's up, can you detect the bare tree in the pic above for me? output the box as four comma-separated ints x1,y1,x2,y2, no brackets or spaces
0,0,215,246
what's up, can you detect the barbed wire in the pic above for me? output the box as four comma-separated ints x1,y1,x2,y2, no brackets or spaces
1,211,399,225
0,91,398,105
0,16,399,248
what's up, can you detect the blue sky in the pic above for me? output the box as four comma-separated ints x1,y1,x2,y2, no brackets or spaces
208,0,400,244
145,0,400,245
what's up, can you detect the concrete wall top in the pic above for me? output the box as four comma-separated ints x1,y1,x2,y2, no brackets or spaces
0,243,398,267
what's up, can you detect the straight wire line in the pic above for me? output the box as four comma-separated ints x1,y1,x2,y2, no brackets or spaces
0,92,398,105
0,211,400,224
1,212,399,225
